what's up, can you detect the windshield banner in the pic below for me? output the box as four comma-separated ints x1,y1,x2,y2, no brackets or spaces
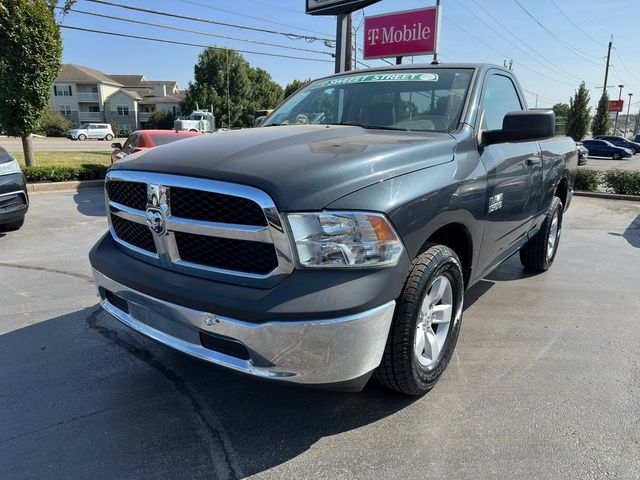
313,73,439,88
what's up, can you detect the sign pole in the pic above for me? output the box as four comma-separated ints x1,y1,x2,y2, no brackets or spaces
335,14,350,73
431,0,440,64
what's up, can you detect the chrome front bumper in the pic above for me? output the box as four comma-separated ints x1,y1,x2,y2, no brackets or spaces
93,269,395,385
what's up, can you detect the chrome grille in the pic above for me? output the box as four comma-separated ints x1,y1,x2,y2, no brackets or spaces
105,171,293,281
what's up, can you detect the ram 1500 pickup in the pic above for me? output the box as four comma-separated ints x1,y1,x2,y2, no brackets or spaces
90,63,577,395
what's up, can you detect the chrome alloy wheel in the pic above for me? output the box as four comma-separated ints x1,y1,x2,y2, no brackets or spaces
414,275,453,368
547,210,560,260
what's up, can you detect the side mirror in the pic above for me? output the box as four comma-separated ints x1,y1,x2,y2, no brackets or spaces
483,110,555,146
255,115,267,127
111,142,123,149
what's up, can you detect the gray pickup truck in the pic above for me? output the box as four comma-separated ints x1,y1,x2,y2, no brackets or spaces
90,63,577,395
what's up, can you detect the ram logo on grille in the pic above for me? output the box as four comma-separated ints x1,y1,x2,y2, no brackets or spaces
145,184,169,236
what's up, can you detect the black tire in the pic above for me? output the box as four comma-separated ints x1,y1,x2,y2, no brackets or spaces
105,134,113,141
0,218,25,231
519,197,563,272
375,244,464,396
78,134,86,141
612,152,621,160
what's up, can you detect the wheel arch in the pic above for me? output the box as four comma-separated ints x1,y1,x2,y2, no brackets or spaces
418,222,474,287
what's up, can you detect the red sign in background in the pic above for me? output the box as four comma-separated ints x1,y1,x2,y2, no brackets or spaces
364,7,439,59
608,100,624,112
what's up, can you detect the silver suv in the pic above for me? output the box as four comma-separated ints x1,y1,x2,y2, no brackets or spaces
66,123,114,141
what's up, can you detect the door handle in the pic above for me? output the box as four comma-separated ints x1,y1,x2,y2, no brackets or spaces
525,157,541,167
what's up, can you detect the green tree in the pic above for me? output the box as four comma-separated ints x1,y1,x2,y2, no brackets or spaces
0,1,73,166
552,103,570,135
565,82,591,141
38,109,72,137
181,47,283,128
591,91,611,136
284,79,311,99
148,111,175,129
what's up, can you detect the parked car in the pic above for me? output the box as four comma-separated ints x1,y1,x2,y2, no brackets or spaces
0,146,28,231
582,139,633,159
593,135,640,154
111,130,202,163
90,63,577,396
66,123,114,141
634,134,640,143
576,142,588,165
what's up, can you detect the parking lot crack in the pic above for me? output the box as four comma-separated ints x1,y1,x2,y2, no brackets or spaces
0,262,93,283
86,308,241,480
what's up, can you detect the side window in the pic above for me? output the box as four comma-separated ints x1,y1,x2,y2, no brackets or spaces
123,134,139,149
480,74,523,130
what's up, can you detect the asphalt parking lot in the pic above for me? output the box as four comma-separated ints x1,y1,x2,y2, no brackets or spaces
580,152,640,172
1,190,639,480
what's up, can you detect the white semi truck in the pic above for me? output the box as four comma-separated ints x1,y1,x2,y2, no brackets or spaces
174,110,215,133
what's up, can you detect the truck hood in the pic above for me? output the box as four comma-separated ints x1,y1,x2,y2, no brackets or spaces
110,125,456,211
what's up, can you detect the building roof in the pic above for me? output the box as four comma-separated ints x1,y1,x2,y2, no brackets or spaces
138,92,186,104
108,74,146,85
56,64,122,86
104,89,142,102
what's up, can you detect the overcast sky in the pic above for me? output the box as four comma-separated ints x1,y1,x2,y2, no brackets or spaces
60,0,640,112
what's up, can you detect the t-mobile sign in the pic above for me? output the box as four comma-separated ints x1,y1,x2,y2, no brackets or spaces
364,7,440,59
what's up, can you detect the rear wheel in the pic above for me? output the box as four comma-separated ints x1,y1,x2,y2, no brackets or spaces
375,244,464,396
105,134,113,141
519,197,563,271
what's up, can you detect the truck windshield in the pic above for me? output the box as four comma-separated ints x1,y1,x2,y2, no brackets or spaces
263,69,473,133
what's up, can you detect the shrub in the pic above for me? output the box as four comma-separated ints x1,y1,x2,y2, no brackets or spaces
38,110,72,137
148,111,175,129
603,169,640,196
23,163,108,182
574,169,600,191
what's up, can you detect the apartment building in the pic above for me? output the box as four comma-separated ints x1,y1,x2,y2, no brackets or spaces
50,64,185,132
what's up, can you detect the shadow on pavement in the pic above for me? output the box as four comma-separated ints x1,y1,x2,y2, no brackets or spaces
609,214,640,248
484,254,540,281
73,188,106,217
0,306,418,480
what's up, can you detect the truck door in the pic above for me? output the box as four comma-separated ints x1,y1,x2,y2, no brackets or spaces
475,72,543,275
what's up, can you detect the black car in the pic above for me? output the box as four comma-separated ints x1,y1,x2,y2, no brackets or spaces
0,146,28,231
582,139,633,160
593,135,640,154
634,134,640,143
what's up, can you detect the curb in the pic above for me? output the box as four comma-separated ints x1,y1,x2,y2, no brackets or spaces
574,190,640,202
27,179,104,193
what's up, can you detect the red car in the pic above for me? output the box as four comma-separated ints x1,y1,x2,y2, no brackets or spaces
111,130,202,163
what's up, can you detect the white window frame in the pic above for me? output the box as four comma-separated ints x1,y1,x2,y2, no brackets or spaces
117,105,130,116
54,85,72,96
59,105,72,116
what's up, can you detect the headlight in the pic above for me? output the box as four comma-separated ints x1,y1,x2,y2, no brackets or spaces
287,211,404,268
0,158,21,176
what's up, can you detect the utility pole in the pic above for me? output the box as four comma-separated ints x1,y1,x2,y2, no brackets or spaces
634,109,640,137
624,92,633,137
614,84,624,133
603,35,613,91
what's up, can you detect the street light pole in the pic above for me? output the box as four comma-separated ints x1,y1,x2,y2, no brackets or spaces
624,93,633,137
613,84,624,133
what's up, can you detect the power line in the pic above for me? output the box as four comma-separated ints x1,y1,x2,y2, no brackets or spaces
60,25,334,63
82,0,335,44
444,17,578,88
612,48,640,84
547,0,606,47
450,0,591,87
511,0,603,65
176,0,333,38
64,7,333,56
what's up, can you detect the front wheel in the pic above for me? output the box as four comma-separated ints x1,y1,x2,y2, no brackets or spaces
520,196,563,271
78,134,86,141
375,244,464,396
